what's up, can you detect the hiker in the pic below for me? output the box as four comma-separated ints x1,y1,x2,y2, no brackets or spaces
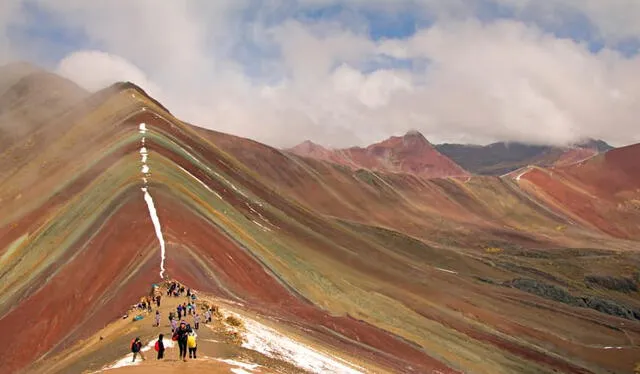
177,304,183,319
205,309,212,323
173,321,192,362
194,313,200,330
131,337,145,362
154,310,161,327
187,288,191,297
187,331,197,359
170,317,178,332
155,334,165,359
156,294,161,307
168,311,175,323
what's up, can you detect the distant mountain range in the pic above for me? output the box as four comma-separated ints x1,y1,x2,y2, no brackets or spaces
288,130,469,179
436,139,614,176
289,133,614,177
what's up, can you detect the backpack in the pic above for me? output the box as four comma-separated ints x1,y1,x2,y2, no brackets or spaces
154,341,160,352
187,334,196,348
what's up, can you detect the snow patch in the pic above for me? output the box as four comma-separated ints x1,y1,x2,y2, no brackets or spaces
252,220,272,232
515,168,531,181
238,315,364,373
101,339,174,371
175,164,224,202
435,267,458,274
217,359,260,371
231,369,252,374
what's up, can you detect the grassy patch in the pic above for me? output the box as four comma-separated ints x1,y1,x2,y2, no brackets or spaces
225,315,243,328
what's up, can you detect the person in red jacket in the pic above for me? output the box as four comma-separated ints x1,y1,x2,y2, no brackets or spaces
155,334,165,359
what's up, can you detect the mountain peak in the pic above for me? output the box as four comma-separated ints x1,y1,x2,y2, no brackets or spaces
573,138,614,152
401,129,431,147
404,129,423,137
291,140,326,152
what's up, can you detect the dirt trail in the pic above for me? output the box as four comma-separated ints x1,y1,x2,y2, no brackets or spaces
31,283,304,374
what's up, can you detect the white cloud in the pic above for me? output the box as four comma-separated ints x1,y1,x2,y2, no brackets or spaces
56,51,161,95
1,1,640,148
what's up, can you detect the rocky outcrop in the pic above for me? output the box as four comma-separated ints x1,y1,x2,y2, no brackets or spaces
584,275,638,293
507,278,640,321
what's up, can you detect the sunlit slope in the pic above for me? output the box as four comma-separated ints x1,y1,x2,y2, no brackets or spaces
517,144,640,239
0,81,639,373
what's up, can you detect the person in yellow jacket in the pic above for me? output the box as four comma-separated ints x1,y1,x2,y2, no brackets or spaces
187,331,197,359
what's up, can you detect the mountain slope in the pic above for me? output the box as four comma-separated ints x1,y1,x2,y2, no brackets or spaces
436,140,613,175
1,69,640,373
0,62,88,151
288,131,469,178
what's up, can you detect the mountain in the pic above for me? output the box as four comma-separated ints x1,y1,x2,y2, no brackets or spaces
436,140,614,175
0,62,88,151
2,66,640,374
288,130,469,178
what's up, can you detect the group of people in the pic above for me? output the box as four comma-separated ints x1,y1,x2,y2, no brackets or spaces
130,282,201,363
136,295,161,312
131,321,198,362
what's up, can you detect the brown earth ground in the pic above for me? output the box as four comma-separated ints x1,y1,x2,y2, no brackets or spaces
31,283,366,374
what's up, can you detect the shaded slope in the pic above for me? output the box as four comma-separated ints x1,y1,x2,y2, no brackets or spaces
437,140,613,175
0,76,639,374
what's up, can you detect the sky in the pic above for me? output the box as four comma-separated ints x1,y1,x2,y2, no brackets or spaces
1,0,639,148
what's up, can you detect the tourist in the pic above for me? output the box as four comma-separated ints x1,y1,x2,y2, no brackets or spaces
155,334,165,359
131,337,145,362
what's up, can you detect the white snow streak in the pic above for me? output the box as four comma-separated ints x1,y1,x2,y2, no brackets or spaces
138,122,166,279
231,369,252,374
143,189,166,279
252,220,271,232
515,167,531,181
435,267,458,274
